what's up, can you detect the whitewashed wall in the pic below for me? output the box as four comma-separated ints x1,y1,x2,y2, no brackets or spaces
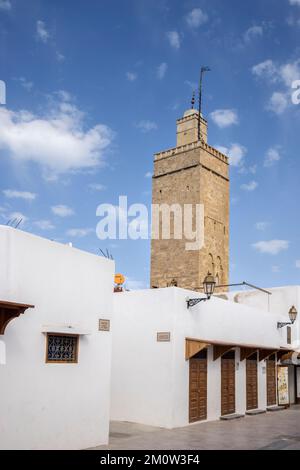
235,349,246,416
111,289,175,428
112,287,287,428
0,226,114,450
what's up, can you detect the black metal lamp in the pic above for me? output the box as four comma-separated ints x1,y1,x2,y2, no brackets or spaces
277,305,298,329
186,272,216,308
289,306,298,323
203,272,216,300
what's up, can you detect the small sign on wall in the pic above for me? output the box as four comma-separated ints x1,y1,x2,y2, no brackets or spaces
99,319,110,332
157,332,171,342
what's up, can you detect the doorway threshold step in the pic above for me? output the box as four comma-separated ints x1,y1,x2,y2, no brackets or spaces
220,413,245,421
246,409,266,416
267,405,285,412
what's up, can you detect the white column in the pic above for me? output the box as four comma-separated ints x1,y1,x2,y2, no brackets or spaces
207,346,221,420
236,348,246,414
258,359,267,409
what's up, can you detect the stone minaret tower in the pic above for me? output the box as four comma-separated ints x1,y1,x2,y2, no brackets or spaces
150,108,229,291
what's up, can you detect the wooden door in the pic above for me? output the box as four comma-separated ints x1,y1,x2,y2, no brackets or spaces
221,351,235,416
189,350,207,423
246,353,258,410
267,355,277,406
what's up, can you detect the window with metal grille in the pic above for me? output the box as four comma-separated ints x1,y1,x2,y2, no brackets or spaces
46,334,79,363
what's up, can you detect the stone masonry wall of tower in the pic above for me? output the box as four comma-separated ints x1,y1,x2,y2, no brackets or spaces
150,109,229,292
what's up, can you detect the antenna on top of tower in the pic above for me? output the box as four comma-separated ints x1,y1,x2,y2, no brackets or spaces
191,90,196,109
198,66,211,142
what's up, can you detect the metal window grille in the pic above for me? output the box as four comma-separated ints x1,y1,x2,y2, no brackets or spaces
46,334,78,363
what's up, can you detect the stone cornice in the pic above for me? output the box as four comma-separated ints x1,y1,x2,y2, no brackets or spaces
154,141,229,165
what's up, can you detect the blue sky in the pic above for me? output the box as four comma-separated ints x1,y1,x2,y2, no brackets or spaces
0,0,300,290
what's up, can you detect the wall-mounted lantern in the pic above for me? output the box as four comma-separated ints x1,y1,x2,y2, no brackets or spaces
277,305,298,329
186,272,216,309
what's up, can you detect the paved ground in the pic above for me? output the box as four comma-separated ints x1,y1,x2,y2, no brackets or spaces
93,406,300,450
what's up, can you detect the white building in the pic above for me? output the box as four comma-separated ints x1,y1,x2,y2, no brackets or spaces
0,226,114,450
1,225,299,447
111,286,297,429
226,285,300,406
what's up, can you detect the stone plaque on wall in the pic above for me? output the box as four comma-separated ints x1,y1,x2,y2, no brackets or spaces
157,332,171,342
99,319,110,332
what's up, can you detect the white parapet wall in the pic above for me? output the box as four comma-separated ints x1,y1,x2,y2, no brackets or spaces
111,287,290,429
225,286,300,349
0,226,114,450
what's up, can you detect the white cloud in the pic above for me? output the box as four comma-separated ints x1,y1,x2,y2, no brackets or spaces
166,31,181,49
0,93,113,179
136,120,158,133
290,0,300,5
3,189,36,201
252,58,300,114
252,239,289,255
252,59,300,86
145,171,152,178
252,60,277,81
56,51,65,62
239,164,257,175
66,228,93,238
210,109,239,128
216,143,247,167
126,72,137,82
55,90,71,102
264,146,281,167
186,8,208,28
88,183,106,191
17,77,34,92
244,25,263,43
267,92,288,114
255,221,269,231
0,0,11,10
157,62,168,80
296,260,300,268
280,60,300,86
36,20,50,43
51,205,74,217
240,180,258,191
34,220,55,230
